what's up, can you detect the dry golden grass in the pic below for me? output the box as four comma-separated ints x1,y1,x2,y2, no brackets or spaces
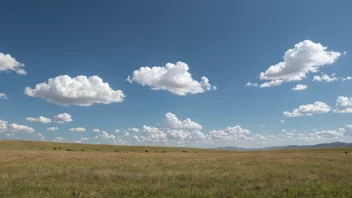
0,140,352,197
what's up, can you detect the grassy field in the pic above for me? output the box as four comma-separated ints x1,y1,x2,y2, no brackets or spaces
0,140,352,198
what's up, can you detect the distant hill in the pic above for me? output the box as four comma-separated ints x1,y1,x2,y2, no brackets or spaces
215,142,352,151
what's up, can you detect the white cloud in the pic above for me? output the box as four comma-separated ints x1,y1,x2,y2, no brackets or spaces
245,82,258,87
81,137,91,141
114,129,120,133
9,123,35,133
259,40,341,82
26,116,52,124
47,127,58,131
0,120,8,132
259,80,284,88
165,112,202,130
36,133,45,141
25,75,125,106
53,137,64,142
53,113,72,123
210,125,250,141
94,131,116,141
312,129,344,139
313,73,338,83
127,62,216,96
68,127,86,132
333,96,352,113
283,101,331,117
251,134,267,141
141,125,168,143
0,52,26,75
93,129,100,132
137,125,210,144
0,93,8,99
127,128,140,132
280,120,285,124
292,84,307,91
342,76,352,81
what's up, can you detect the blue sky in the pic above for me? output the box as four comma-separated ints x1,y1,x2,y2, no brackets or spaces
1,0,352,148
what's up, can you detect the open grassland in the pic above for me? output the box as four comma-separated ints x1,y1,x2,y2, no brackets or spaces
1,141,352,198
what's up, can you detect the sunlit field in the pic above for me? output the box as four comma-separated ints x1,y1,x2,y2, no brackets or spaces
1,140,352,198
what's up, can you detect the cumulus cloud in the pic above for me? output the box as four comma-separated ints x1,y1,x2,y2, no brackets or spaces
259,40,341,82
25,75,125,106
93,129,100,132
138,125,209,144
333,96,352,113
26,116,52,124
280,120,285,124
342,76,352,81
0,52,27,75
127,62,216,96
283,101,331,117
313,73,338,83
68,127,86,132
259,80,284,88
0,93,8,99
9,123,35,133
141,125,168,143
114,129,120,133
53,137,64,142
245,82,258,87
292,84,307,91
165,112,202,130
53,113,72,123
47,127,58,131
210,125,250,141
0,120,8,132
81,137,91,141
309,125,352,139
94,131,116,141
36,133,45,141
127,128,140,132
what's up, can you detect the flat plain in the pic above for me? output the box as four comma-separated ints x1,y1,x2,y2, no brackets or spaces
0,140,352,198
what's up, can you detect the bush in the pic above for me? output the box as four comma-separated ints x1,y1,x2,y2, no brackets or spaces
53,147,56,150
81,149,85,151
145,150,148,153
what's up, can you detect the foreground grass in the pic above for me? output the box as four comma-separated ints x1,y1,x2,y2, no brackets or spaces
0,141,352,197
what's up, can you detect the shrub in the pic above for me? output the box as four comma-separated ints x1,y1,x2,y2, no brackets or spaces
145,150,148,153
53,147,56,150
81,149,85,151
